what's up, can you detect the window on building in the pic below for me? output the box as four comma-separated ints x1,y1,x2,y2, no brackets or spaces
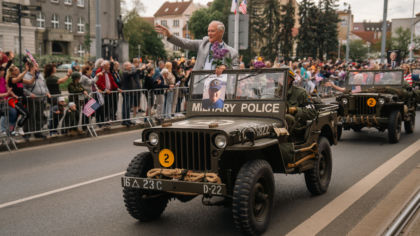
78,44,85,57
64,0,72,5
354,26,359,30
51,14,59,29
164,8,169,12
37,12,45,29
51,0,59,3
77,0,84,7
173,45,180,51
173,19,179,27
65,16,72,32
77,17,85,33
161,20,167,27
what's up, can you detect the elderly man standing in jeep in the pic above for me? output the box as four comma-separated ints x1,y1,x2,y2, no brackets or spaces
155,21,238,70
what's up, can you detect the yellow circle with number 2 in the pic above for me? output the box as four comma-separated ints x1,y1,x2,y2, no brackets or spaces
159,149,174,167
367,98,376,107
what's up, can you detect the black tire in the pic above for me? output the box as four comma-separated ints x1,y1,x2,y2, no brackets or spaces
388,111,402,143
337,125,343,141
404,113,415,134
304,137,332,195
123,152,169,221
232,159,274,235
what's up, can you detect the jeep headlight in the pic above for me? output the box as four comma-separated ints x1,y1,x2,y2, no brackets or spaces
341,98,349,105
214,134,227,149
148,132,159,146
378,98,385,105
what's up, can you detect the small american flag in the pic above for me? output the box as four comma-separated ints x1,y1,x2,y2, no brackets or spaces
83,98,101,117
239,0,247,14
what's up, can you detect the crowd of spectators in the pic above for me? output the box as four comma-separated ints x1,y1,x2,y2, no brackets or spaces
0,46,419,139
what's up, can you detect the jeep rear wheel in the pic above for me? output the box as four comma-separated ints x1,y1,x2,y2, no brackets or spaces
304,137,332,195
388,111,402,143
404,113,415,134
123,152,169,221
232,159,274,235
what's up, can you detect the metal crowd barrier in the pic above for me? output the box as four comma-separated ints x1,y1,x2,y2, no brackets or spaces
1,86,189,151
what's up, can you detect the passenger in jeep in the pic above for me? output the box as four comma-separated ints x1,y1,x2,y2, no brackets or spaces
285,70,317,140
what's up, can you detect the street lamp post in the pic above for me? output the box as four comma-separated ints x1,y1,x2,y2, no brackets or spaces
185,15,190,59
95,0,102,59
345,4,351,63
380,0,388,64
409,0,416,61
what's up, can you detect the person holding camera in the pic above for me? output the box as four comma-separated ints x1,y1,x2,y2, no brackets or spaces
23,60,51,138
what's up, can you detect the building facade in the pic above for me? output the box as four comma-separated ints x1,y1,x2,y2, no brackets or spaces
25,0,120,58
154,0,201,56
0,0,36,55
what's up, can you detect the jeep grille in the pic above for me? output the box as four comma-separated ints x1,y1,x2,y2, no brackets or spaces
159,131,212,171
353,96,376,115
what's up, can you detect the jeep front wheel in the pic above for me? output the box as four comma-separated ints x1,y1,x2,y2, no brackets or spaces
232,159,274,235
388,111,402,143
123,152,169,221
304,137,332,195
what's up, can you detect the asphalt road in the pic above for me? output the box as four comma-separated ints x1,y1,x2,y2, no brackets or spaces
0,112,420,236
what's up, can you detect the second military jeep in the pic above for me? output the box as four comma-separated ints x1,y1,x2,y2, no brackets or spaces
121,68,338,235
336,69,417,143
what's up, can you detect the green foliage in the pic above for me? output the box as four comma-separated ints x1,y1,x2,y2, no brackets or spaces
123,10,166,60
254,0,282,61
349,40,368,60
297,0,339,59
83,23,92,53
297,0,318,58
189,0,229,40
279,0,295,60
391,27,411,59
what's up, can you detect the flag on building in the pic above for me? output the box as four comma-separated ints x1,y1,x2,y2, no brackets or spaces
231,0,237,14
83,98,101,117
239,0,247,14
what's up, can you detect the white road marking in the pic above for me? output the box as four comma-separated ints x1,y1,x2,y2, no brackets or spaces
0,171,125,209
287,139,420,236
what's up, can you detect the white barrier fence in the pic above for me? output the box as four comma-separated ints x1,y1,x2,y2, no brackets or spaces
0,87,189,151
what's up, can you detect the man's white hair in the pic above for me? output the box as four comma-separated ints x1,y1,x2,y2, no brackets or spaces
94,58,104,69
101,60,110,67
161,68,169,75
210,20,225,33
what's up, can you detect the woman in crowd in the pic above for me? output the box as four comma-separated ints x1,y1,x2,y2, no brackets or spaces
44,63,72,99
5,64,33,136
163,61,175,119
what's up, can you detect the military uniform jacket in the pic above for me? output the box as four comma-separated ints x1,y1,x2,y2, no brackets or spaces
286,85,316,122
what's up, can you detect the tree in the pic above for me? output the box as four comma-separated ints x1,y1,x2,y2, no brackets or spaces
296,0,318,58
391,27,411,59
253,0,282,61
189,0,229,40
123,10,166,60
349,40,368,61
318,0,339,59
279,0,295,60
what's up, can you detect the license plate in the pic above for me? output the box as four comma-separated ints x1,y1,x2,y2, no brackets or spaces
122,176,226,196
122,177,163,191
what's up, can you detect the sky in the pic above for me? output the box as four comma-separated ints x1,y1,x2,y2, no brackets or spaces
127,0,420,22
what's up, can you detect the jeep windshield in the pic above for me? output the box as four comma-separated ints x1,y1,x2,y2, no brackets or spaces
187,69,287,119
346,70,403,88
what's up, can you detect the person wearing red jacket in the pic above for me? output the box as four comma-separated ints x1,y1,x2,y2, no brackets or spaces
95,60,122,125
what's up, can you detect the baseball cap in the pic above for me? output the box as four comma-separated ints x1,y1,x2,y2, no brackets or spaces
71,72,81,80
209,79,222,90
58,96,65,102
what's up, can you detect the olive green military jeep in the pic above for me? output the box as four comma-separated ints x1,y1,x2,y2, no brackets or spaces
336,69,417,143
121,68,338,235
